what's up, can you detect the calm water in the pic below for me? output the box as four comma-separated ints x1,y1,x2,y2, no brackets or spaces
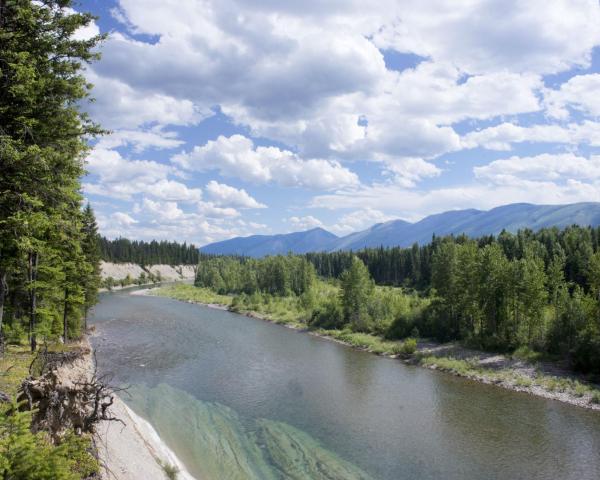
90,290,600,480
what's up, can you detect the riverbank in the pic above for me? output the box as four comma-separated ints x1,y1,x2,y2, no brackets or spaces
77,336,195,480
147,285,600,412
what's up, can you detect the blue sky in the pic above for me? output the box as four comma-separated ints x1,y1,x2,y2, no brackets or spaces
77,0,600,246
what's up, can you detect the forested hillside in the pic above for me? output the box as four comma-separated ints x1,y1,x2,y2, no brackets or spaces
0,2,105,477
99,237,199,265
196,225,600,373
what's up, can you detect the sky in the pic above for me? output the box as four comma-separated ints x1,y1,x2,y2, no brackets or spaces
77,0,600,247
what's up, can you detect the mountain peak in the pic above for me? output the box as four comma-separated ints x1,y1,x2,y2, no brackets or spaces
200,202,600,257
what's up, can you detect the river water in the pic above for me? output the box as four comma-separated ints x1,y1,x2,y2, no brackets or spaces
89,289,600,480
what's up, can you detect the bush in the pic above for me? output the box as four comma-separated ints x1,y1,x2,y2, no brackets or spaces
3,322,27,345
512,346,542,363
0,403,98,479
309,297,345,330
400,338,417,355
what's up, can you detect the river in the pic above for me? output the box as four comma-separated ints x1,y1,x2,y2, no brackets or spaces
89,289,600,480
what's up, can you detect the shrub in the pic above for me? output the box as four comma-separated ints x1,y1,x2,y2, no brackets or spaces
400,338,417,355
3,322,27,345
591,392,600,405
309,297,345,330
512,346,541,363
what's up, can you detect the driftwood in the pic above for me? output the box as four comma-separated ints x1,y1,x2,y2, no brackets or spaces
17,346,125,441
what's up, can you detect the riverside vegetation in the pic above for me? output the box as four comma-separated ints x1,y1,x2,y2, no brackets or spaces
156,226,600,406
0,1,111,477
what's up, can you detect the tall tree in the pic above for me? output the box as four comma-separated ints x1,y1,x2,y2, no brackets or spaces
0,0,105,351
340,256,374,331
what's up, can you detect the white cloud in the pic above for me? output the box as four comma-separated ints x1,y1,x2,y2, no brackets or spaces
84,148,203,203
372,0,600,75
110,212,138,226
383,157,442,187
463,121,600,150
329,208,394,235
141,198,185,222
474,153,600,183
86,147,171,184
544,74,600,119
312,180,600,224
85,68,207,130
96,129,185,153
312,153,600,222
172,134,359,189
205,180,265,209
288,215,324,231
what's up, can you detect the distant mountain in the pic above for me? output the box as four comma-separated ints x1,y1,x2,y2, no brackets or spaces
200,202,600,256
200,227,339,257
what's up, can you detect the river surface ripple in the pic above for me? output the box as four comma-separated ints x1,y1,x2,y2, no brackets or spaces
89,290,600,480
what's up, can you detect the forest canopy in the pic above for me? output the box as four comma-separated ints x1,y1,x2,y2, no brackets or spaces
99,237,199,265
196,225,600,373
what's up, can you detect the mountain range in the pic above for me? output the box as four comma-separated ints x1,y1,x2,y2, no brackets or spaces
200,202,600,257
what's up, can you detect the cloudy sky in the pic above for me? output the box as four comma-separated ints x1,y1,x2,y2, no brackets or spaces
80,0,600,246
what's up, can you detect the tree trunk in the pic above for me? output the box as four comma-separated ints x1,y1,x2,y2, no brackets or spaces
63,287,68,343
0,269,7,355
29,252,39,353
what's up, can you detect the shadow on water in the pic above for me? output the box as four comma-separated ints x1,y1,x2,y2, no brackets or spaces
90,291,600,480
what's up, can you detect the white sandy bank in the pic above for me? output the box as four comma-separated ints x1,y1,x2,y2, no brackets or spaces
100,262,196,282
96,395,196,480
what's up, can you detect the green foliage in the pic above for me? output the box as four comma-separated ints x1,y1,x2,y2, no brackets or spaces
400,338,417,355
340,257,374,331
159,461,180,480
0,0,104,348
0,403,97,479
154,284,233,306
196,255,316,297
99,237,199,265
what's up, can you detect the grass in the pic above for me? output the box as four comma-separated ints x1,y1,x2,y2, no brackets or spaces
159,460,180,480
0,344,34,398
153,283,233,306
313,329,416,356
419,354,600,405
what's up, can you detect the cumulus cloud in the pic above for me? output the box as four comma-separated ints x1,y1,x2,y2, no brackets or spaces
172,135,359,189
329,208,395,235
372,0,600,75
544,74,600,119
312,153,600,222
463,121,600,150
83,0,600,242
288,215,324,231
96,129,185,153
205,181,265,209
85,68,207,130
110,212,138,226
474,153,600,184
83,148,204,203
312,180,600,224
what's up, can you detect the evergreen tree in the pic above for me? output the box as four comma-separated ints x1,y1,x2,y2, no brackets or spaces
340,257,374,331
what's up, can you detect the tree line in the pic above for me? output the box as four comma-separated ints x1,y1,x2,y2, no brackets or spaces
1,0,104,352
1,1,106,477
196,255,316,296
197,225,600,373
99,237,199,266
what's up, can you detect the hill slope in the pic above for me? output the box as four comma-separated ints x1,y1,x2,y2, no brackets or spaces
200,202,600,256
200,227,339,257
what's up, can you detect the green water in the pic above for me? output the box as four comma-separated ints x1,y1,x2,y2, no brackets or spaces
90,290,600,480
